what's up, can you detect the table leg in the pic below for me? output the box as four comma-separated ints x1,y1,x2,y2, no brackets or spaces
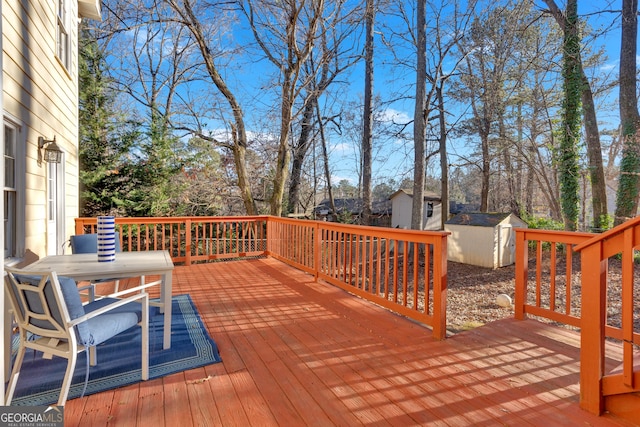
162,271,173,349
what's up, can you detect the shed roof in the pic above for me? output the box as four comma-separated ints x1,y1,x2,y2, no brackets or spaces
389,189,441,201
445,212,520,227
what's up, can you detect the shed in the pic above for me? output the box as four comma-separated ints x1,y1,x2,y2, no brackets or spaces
390,189,442,230
444,212,527,268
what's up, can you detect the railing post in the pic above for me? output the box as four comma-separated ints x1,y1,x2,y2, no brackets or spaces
185,219,192,266
265,217,271,256
432,234,447,340
314,222,321,281
580,241,607,415
74,218,84,235
514,229,527,320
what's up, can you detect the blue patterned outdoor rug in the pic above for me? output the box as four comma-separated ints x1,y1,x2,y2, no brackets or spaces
10,294,222,406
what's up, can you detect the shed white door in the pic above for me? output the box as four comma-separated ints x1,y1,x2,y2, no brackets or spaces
498,224,515,267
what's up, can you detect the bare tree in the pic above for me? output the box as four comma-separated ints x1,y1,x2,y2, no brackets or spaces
242,0,326,216
286,4,363,216
165,0,258,215
379,1,473,229
454,3,529,212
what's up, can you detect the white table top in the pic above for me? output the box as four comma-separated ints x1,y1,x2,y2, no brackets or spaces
22,250,174,281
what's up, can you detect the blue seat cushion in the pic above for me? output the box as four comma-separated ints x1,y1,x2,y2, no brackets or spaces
82,298,142,346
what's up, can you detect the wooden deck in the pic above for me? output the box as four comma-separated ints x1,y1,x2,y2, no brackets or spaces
63,257,635,426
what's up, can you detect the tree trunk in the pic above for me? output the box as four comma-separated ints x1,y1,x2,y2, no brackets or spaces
480,130,491,212
270,73,294,216
412,0,427,230
615,0,640,224
558,0,581,231
437,83,449,229
288,97,317,215
361,0,374,226
316,99,336,220
581,77,608,230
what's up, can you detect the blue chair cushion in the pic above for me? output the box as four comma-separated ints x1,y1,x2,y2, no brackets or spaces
12,274,92,345
83,298,142,346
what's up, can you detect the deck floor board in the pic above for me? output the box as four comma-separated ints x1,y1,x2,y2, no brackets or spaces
62,258,634,426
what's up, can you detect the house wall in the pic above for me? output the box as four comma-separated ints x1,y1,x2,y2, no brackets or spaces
3,0,80,259
391,192,442,230
391,192,412,229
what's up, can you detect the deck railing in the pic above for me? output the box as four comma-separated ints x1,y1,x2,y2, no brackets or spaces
267,217,448,338
514,228,594,326
515,224,640,415
76,216,449,339
75,216,267,265
573,217,640,415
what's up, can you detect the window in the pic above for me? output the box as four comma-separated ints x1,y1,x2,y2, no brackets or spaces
4,124,17,257
426,202,434,218
57,0,70,70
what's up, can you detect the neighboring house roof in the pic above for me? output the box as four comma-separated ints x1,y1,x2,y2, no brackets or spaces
389,189,441,201
315,198,391,216
450,201,481,214
445,212,522,227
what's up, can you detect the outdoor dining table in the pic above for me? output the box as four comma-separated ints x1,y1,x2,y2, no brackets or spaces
18,250,174,350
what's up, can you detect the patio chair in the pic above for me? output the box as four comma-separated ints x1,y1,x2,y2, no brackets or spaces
70,233,122,293
4,267,149,406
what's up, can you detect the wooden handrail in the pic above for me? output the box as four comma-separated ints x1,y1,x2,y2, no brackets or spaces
574,218,640,415
516,221,640,415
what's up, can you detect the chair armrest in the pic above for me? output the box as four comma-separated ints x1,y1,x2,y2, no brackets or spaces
68,292,149,327
106,279,162,298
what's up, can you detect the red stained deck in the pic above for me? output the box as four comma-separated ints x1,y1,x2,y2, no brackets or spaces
63,258,633,426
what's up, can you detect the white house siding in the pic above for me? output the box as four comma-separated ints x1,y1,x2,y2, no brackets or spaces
391,192,412,229
390,190,442,230
2,0,81,258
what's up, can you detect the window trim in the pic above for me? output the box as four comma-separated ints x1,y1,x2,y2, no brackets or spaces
3,119,25,259
56,0,71,71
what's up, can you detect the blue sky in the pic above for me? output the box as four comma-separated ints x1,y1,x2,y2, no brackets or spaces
155,1,629,189
313,1,630,188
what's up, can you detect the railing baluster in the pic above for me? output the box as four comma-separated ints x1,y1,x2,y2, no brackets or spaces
565,246,572,316
550,242,557,312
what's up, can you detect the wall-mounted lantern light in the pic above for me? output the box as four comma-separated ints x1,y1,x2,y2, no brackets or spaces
38,136,63,165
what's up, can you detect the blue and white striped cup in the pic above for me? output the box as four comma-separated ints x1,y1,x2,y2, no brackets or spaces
97,216,116,262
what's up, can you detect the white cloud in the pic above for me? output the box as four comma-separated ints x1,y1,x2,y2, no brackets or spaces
378,108,411,124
